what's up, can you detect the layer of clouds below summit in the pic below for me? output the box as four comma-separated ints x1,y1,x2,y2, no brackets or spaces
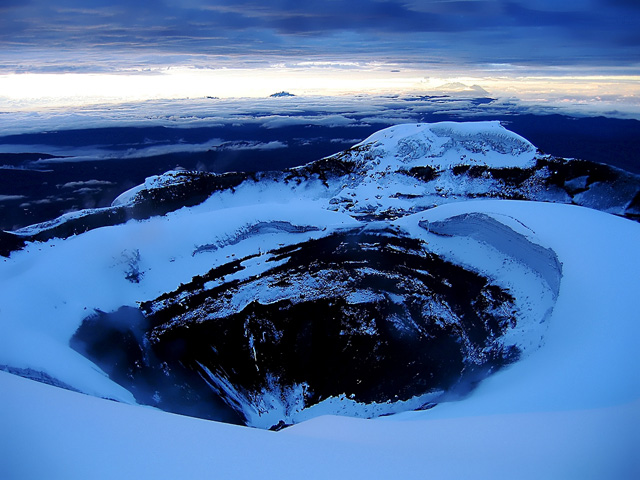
1,93,638,156
1,0,639,72
0,137,290,163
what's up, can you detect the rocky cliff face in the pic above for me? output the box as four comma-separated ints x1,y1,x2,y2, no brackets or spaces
142,226,523,427
72,215,561,428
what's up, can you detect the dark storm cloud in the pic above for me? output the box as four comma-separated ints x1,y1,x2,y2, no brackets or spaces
1,0,639,67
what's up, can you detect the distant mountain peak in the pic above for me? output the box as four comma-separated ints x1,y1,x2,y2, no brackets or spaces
270,91,295,97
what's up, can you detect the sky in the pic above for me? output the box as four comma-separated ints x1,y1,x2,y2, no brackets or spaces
1,1,639,107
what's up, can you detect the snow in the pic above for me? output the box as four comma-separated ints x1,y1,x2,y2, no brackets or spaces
398,210,560,355
353,121,536,170
110,183,145,206
0,200,358,400
3,368,634,480
1,200,638,479
1,122,639,478
312,121,575,221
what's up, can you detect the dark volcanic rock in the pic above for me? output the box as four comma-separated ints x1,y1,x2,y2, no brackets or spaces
0,230,26,257
11,127,640,251
71,306,243,424
20,170,255,244
63,123,579,428
74,225,526,428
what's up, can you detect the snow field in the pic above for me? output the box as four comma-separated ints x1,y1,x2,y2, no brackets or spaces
1,121,639,478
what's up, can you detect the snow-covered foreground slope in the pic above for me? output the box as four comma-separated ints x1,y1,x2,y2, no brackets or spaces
1,122,639,477
2,201,639,479
2,374,639,480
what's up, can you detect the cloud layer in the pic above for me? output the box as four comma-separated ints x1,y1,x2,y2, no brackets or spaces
5,88,640,140
1,0,639,72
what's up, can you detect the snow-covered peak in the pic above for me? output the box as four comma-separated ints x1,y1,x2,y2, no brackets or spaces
350,121,536,170
270,91,295,97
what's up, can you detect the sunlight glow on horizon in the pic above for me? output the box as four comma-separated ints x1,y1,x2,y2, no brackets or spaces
0,65,429,104
1,65,639,118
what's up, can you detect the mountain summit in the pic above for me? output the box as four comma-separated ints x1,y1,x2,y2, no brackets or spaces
1,121,639,430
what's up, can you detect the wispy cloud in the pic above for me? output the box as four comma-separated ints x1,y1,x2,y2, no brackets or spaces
218,140,287,150
0,136,290,164
58,180,116,189
0,194,26,202
1,0,639,73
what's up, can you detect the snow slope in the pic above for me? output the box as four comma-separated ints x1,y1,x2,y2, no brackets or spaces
1,121,639,478
1,201,639,479
0,201,358,402
352,120,537,169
